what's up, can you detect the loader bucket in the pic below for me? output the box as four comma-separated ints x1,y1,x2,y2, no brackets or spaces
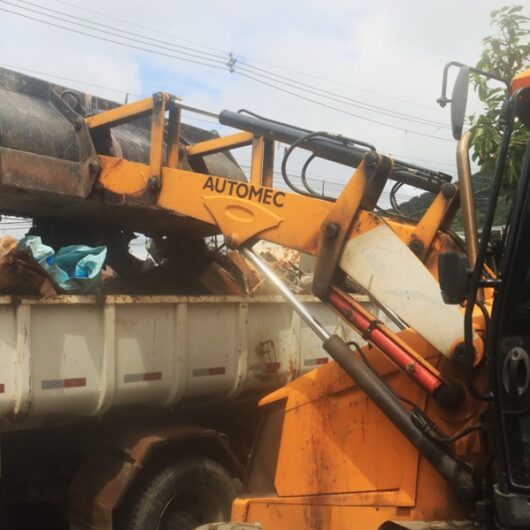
0,67,245,237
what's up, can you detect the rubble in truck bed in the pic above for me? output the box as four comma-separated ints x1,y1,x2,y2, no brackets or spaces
0,66,246,238
0,67,316,297
0,220,314,296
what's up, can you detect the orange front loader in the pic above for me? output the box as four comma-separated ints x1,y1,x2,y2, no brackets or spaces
81,74,489,529
1,63,530,529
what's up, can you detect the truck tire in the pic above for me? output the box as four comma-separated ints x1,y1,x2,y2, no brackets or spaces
122,457,238,530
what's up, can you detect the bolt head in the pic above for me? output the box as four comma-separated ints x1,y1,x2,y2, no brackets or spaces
364,151,378,167
148,176,161,191
441,183,457,198
88,160,100,175
74,117,84,131
324,222,339,238
409,239,424,255
313,282,327,298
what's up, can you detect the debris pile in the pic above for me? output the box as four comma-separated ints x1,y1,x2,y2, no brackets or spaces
0,236,58,296
256,245,313,294
0,231,312,297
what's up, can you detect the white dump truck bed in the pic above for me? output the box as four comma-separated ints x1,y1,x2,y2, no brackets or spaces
0,294,375,432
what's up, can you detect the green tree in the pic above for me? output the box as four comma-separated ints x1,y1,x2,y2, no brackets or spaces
470,5,530,190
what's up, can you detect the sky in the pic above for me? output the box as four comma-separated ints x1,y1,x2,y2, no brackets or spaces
0,0,524,229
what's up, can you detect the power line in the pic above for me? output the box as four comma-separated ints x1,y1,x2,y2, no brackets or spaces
236,57,448,115
0,61,142,98
0,1,453,142
10,1,450,131
35,0,226,61
0,61,223,132
37,0,449,130
18,0,228,64
0,61,224,131
0,5,228,72
0,59,454,170
49,0,229,56
236,71,452,142
2,1,227,67
18,0,449,130
236,62,449,129
47,0,448,115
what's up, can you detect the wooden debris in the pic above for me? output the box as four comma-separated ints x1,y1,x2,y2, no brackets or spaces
199,261,245,295
0,236,58,295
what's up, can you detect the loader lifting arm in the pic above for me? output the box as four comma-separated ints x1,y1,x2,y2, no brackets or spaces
0,66,489,508
80,91,487,500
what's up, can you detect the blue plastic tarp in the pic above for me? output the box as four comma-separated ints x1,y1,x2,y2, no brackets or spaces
18,236,107,293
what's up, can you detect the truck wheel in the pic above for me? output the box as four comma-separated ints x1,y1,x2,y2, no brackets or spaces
122,457,238,530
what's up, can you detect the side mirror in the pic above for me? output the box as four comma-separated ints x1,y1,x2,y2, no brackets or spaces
451,66,470,140
439,61,510,138
438,252,470,304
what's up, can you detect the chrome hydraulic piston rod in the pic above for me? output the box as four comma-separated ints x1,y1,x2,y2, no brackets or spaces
242,247,477,501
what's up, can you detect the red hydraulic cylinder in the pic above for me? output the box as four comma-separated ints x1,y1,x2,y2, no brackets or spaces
327,289,444,395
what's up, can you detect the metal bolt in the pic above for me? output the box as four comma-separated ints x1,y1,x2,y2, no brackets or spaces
364,151,378,167
455,482,475,502
441,183,457,198
324,222,339,239
453,343,467,365
313,282,327,299
409,239,424,256
153,92,164,105
88,160,100,176
148,176,161,191
74,117,84,132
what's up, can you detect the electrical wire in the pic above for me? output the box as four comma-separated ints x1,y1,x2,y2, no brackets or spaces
47,0,450,115
0,6,228,72
236,70,453,142
236,62,450,129
49,0,229,56
20,0,227,62
12,1,451,130
0,1,454,142
0,1,227,67
0,62,142,98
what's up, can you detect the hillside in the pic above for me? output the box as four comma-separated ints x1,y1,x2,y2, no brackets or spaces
397,173,511,230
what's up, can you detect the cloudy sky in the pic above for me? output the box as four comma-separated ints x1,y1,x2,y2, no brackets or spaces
0,0,523,205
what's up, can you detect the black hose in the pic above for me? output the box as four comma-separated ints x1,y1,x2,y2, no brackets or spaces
281,131,336,200
300,154,325,197
346,341,417,409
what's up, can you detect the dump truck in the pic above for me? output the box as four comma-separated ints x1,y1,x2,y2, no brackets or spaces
0,67,384,530
0,58,529,530
0,293,374,530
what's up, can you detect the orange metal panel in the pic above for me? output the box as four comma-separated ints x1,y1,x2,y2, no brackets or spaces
157,167,331,254
273,368,423,499
149,93,168,180
407,189,457,258
85,96,155,129
512,67,530,91
262,139,275,188
167,102,181,168
250,137,265,186
186,131,254,157
236,341,481,529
